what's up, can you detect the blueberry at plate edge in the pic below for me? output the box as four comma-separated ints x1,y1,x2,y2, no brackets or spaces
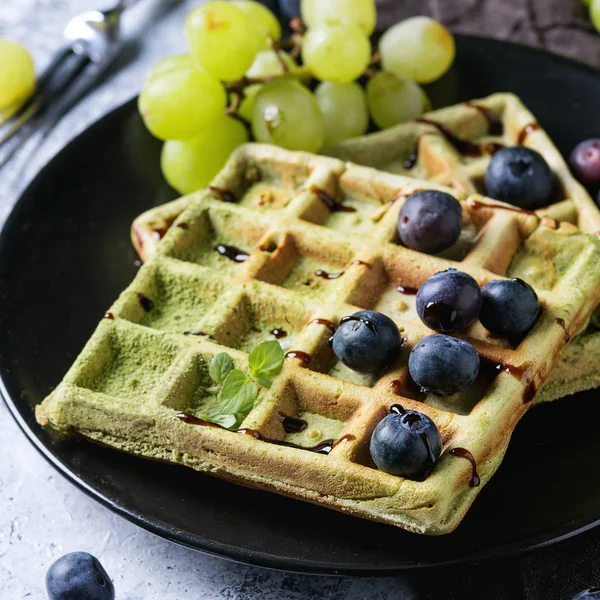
370,404,442,480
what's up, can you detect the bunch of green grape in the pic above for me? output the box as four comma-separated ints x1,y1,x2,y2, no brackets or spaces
138,0,456,194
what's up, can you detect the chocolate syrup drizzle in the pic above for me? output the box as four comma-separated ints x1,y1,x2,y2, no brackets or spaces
315,269,344,280
104,312,114,320
284,350,311,364
270,328,288,339
464,101,504,136
554,318,571,343
517,122,541,145
415,118,505,157
277,412,308,433
309,318,338,333
208,186,237,203
136,292,154,312
183,330,214,339
310,185,356,213
177,413,354,454
215,244,250,263
396,285,419,295
449,447,481,487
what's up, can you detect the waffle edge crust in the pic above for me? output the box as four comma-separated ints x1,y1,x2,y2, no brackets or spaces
37,143,600,535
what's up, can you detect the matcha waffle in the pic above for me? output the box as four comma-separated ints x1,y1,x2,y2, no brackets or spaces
37,144,600,534
131,93,600,403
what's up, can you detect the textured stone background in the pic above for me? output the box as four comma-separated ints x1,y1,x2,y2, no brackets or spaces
1,1,600,598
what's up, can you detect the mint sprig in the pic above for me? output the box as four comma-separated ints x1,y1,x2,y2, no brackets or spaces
202,340,286,429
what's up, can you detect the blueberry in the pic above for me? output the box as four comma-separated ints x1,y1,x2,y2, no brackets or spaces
370,405,442,479
416,269,481,332
573,588,600,600
408,334,480,395
479,278,540,340
485,146,554,209
46,552,115,600
332,310,403,373
569,139,600,185
397,190,462,254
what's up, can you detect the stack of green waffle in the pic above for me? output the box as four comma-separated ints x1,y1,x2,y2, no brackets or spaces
37,138,600,534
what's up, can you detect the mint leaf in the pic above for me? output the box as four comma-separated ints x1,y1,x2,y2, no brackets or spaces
218,370,258,415
255,373,272,389
209,352,233,384
249,340,284,383
201,409,237,429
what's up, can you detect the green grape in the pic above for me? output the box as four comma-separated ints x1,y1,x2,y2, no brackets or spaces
145,54,194,82
0,39,35,110
246,49,297,78
315,81,368,148
592,0,600,31
583,0,591,6
302,24,371,83
238,83,262,122
161,115,248,194
185,1,262,81
138,57,226,140
301,0,376,35
421,87,432,112
366,70,424,129
232,0,281,43
252,79,324,152
379,17,455,84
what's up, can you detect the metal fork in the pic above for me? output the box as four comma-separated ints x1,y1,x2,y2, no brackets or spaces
0,0,139,169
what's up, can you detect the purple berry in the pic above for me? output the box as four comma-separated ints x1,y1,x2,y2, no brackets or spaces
570,139,600,185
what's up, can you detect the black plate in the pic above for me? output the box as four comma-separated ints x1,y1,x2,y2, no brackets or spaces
2,35,600,575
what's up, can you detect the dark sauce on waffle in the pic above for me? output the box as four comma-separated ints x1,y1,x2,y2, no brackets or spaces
396,285,419,295
103,312,114,320
270,328,288,339
152,226,169,241
496,362,529,380
449,447,480,487
404,134,423,169
310,185,356,213
284,350,311,364
176,413,353,454
176,222,189,230
208,186,237,203
277,413,308,433
315,269,344,280
415,118,504,157
554,318,571,343
467,198,535,216
215,244,249,262
517,122,541,145
183,330,214,339
136,292,154,312
389,380,403,395
522,381,537,403
464,101,504,136
309,318,337,333
352,260,372,269
339,315,376,334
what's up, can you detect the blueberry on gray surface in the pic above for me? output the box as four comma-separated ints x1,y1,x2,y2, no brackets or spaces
573,588,600,600
479,278,540,340
408,334,480,395
46,552,115,600
370,405,442,480
397,190,462,254
332,310,403,373
484,146,554,209
416,268,482,332
569,139,600,185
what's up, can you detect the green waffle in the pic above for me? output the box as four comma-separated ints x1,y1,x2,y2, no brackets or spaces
37,144,600,534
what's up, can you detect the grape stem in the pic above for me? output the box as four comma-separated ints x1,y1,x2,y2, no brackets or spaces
364,50,381,78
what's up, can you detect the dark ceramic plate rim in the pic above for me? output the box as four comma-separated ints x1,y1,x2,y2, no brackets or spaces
2,34,600,576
